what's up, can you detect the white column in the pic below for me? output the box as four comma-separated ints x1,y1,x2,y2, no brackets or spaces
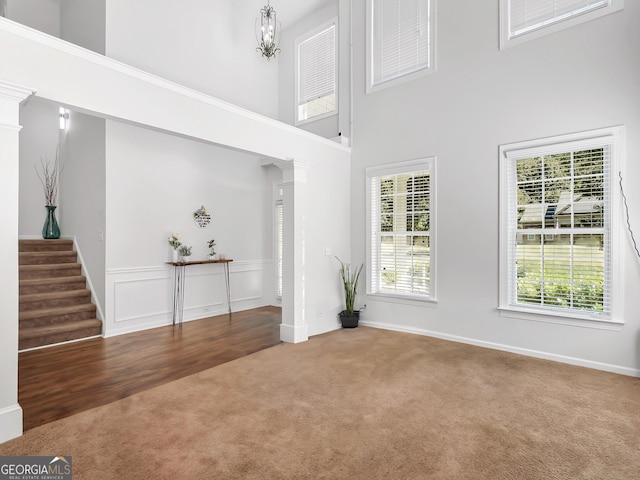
274,159,312,343
0,80,35,443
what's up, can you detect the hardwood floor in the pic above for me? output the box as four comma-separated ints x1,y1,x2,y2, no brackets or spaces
18,306,282,431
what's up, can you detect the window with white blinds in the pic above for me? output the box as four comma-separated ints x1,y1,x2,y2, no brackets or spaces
296,20,337,124
367,158,436,300
499,127,623,323
500,0,623,48
275,186,284,299
366,0,434,93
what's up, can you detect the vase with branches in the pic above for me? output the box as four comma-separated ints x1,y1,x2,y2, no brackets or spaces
207,239,217,259
35,147,61,239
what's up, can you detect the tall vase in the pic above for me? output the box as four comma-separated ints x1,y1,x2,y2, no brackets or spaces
42,205,61,239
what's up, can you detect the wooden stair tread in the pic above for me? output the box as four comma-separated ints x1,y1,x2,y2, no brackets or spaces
20,289,91,303
20,319,102,339
20,263,81,271
19,239,74,252
20,303,96,321
20,275,87,287
19,251,77,264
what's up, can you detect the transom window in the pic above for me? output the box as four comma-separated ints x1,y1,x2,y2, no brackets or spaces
499,127,623,323
500,0,624,49
367,158,436,301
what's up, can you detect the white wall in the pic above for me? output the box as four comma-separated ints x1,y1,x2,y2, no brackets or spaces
19,98,61,236
61,0,104,54
303,153,352,336
103,120,275,335
278,0,339,138
350,1,640,375
105,0,280,119
6,0,60,37
59,111,106,312
277,0,351,140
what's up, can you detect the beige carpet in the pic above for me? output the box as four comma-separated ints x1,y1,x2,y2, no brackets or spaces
1,327,639,479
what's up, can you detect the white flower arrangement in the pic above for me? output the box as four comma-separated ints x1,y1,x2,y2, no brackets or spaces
168,232,182,250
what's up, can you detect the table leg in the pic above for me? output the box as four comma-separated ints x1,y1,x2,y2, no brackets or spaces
177,264,186,329
171,265,178,326
224,262,232,321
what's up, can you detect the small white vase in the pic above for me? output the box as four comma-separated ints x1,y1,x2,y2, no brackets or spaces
182,255,191,263
172,249,178,263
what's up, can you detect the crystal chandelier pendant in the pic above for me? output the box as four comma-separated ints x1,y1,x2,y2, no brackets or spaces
256,1,281,59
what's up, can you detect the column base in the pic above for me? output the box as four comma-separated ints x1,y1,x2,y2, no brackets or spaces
280,323,309,344
0,404,23,444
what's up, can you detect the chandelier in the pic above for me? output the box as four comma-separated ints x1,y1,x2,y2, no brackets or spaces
256,1,281,59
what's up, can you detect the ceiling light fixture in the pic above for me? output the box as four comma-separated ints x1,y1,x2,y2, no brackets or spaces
256,1,280,60
59,107,69,130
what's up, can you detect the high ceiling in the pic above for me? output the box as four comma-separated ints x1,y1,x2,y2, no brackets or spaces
265,0,331,29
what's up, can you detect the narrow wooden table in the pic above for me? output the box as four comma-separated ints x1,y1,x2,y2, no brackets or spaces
166,259,233,328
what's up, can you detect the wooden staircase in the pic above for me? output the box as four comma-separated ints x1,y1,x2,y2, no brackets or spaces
19,239,103,350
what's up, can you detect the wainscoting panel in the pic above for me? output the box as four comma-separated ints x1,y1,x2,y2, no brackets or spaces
105,260,271,337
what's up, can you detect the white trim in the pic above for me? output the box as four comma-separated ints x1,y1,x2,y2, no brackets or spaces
71,236,104,324
360,321,640,378
18,334,102,353
0,78,35,102
498,125,624,324
499,0,624,49
0,403,23,444
366,292,438,307
0,121,22,131
0,17,350,155
280,322,308,344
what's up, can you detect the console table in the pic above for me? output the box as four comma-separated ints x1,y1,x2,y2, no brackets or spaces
166,259,233,328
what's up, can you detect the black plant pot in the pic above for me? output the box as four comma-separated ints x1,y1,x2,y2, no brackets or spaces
339,310,360,328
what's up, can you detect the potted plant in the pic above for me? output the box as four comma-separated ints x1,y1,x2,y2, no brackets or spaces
336,257,363,328
207,239,217,260
178,244,192,262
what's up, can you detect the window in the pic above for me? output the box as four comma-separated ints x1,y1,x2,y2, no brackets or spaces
367,158,436,301
296,19,337,124
366,0,435,93
500,0,624,49
499,126,623,323
275,185,284,299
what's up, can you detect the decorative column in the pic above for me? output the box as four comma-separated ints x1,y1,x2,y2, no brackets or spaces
274,158,312,343
0,80,35,443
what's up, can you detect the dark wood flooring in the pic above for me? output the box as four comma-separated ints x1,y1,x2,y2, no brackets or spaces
18,306,282,431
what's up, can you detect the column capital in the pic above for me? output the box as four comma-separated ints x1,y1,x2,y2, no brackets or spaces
0,80,36,103
273,158,313,184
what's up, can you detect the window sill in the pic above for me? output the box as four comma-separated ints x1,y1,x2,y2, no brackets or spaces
367,292,437,308
498,306,623,331
295,109,338,127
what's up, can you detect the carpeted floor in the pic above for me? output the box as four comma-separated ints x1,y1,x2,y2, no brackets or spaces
1,327,639,479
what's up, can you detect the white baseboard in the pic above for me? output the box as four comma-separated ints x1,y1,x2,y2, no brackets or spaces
280,323,308,344
359,320,640,378
0,404,22,445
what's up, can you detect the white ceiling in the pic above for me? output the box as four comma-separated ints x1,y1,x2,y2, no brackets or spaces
264,0,331,29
